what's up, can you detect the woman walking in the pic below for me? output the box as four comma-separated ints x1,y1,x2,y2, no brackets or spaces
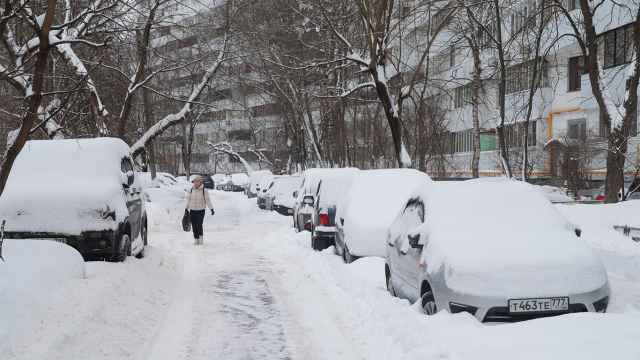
185,176,215,245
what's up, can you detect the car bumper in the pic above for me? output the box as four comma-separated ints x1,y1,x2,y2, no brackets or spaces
4,230,118,257
433,281,611,323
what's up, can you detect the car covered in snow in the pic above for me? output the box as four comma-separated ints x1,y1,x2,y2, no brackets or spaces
271,176,302,215
293,168,359,232
230,173,250,192
310,173,357,251
335,169,429,262
246,170,273,198
257,175,276,209
385,179,610,322
0,138,148,262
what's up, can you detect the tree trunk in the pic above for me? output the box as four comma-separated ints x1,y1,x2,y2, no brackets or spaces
0,1,56,195
493,0,512,177
470,44,481,178
143,87,157,179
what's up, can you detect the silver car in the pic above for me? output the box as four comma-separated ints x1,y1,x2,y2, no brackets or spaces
385,179,610,323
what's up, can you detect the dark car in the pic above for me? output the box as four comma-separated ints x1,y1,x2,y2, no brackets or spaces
192,173,215,189
310,175,356,251
0,138,148,262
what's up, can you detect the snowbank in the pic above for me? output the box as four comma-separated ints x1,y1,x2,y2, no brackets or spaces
0,138,130,235
340,169,430,257
420,179,606,297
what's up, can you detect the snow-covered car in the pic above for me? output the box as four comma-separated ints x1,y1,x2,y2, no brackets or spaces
137,172,179,189
536,185,574,204
385,179,609,322
335,169,429,263
310,173,357,251
212,173,229,190
257,175,276,209
0,138,148,262
271,176,302,215
292,168,359,232
247,170,273,198
230,173,249,192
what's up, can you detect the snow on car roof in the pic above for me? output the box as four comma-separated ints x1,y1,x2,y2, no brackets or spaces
0,138,131,234
231,173,249,185
340,169,430,256
420,179,606,297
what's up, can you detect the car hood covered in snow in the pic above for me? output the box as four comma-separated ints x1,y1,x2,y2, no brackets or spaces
419,179,607,297
0,138,130,235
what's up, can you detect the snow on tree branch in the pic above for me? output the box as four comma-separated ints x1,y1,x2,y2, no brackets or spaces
208,141,254,173
130,35,229,157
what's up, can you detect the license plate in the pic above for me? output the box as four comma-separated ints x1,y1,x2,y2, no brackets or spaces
508,297,569,313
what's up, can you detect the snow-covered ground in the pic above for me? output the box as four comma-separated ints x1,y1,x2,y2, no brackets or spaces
1,190,640,359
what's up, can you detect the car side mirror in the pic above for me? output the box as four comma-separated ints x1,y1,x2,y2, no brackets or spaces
293,191,298,198
575,228,582,238
408,233,423,250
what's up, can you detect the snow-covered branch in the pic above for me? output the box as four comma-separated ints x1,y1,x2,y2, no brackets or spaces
208,142,254,173
130,34,229,157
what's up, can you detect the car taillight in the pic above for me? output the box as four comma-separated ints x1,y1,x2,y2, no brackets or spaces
319,212,329,226
595,194,605,202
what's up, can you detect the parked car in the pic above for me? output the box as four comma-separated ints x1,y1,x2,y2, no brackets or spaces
191,173,215,189
335,169,429,263
385,179,609,322
0,138,148,262
231,173,250,192
212,174,229,190
292,168,359,232
271,176,303,215
310,173,357,251
257,175,276,209
247,170,273,198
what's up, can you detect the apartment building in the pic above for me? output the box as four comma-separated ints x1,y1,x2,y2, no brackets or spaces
149,0,284,175
409,0,639,182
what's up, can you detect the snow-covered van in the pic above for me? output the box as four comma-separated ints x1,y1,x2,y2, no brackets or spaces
0,138,147,261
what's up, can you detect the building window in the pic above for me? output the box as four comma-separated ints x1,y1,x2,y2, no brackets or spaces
601,23,634,69
568,56,586,92
506,58,548,94
504,121,537,147
449,46,456,68
567,119,587,140
566,0,580,11
447,129,474,154
454,83,473,108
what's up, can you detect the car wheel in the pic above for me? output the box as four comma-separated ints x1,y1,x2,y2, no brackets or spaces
385,265,396,297
344,245,357,264
112,234,130,262
421,285,437,315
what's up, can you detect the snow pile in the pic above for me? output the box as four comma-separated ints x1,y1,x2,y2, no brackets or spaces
0,240,85,355
339,169,430,257
0,138,131,235
421,179,606,297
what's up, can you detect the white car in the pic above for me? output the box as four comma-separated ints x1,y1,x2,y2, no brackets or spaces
385,179,609,322
334,169,430,262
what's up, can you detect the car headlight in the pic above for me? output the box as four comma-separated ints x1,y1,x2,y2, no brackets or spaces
593,296,609,313
449,302,478,316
